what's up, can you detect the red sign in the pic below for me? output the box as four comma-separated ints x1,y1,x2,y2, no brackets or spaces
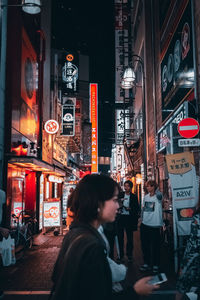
178,118,199,138
44,120,59,134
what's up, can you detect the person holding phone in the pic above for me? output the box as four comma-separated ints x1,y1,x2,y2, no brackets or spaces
50,174,159,300
117,180,140,262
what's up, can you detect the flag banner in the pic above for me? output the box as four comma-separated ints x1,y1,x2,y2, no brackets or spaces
166,152,198,235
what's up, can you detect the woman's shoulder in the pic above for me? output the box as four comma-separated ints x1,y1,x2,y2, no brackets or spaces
67,224,106,249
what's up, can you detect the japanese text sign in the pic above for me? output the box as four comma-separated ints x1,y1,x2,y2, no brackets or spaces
90,84,98,173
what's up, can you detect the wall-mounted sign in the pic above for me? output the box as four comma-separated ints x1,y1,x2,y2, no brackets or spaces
116,109,130,144
61,104,75,136
178,118,199,138
62,52,78,93
44,120,59,134
178,138,200,147
157,102,188,153
66,54,74,61
90,83,98,173
48,175,63,183
161,1,194,121
115,0,130,103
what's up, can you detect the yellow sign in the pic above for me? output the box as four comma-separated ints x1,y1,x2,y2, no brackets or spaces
165,151,194,175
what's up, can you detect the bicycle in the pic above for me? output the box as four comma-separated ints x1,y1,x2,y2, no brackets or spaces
11,210,37,250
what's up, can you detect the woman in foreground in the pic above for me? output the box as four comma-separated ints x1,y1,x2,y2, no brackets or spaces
50,174,159,300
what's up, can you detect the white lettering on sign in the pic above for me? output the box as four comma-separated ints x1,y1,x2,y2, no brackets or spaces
179,125,198,131
172,111,184,124
178,138,200,147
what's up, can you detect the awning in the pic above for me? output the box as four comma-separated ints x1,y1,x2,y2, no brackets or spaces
8,157,69,177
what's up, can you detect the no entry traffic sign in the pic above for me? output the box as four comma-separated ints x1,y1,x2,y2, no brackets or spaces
178,118,199,138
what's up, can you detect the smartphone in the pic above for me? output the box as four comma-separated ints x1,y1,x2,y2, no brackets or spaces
148,273,167,285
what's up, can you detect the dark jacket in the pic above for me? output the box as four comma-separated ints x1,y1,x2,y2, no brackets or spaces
51,222,138,300
118,192,140,231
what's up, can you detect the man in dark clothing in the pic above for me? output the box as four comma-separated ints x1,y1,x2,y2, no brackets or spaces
117,180,140,262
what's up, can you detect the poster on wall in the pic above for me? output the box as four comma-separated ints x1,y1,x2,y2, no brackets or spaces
43,201,61,227
166,152,198,235
10,178,25,226
20,28,38,142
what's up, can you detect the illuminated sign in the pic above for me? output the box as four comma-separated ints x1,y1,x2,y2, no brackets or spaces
116,109,129,144
61,104,75,136
66,54,74,61
62,53,78,92
90,83,98,173
44,120,59,134
48,175,63,183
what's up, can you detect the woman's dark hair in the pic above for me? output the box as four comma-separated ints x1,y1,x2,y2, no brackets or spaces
71,174,119,223
124,180,133,189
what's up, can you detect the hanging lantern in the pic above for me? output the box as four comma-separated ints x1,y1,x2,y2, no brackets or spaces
22,0,41,14
123,67,136,82
121,79,133,89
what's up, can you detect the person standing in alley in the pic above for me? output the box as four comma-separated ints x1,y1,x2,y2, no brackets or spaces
117,180,140,262
140,180,163,274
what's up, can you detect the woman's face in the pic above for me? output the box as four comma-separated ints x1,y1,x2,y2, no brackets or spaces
147,184,155,194
100,188,119,223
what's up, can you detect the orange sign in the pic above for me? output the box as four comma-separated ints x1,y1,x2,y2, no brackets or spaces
90,84,98,173
66,54,74,61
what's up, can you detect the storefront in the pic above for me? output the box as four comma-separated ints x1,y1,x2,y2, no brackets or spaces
7,157,65,230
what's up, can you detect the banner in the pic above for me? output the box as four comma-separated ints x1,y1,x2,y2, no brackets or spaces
166,152,198,235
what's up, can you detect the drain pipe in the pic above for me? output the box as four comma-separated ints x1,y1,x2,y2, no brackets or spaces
150,0,158,182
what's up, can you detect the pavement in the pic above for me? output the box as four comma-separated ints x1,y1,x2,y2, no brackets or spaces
0,228,177,299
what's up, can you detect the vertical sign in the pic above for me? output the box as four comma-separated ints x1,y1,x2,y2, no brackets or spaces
115,0,130,103
90,84,98,173
62,53,79,93
61,104,75,136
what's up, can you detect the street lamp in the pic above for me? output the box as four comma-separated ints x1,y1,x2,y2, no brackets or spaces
1,0,42,14
121,54,147,181
120,79,134,89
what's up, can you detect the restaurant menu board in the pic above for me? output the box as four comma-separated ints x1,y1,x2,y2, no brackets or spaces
43,201,61,227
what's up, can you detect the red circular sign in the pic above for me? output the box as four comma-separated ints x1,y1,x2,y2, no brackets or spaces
178,118,199,138
44,120,59,134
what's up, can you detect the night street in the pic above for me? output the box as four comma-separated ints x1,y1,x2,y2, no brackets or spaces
1,229,177,299
0,0,200,299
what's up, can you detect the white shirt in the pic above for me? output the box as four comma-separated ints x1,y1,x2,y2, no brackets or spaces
121,194,130,215
142,193,163,227
98,226,127,282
